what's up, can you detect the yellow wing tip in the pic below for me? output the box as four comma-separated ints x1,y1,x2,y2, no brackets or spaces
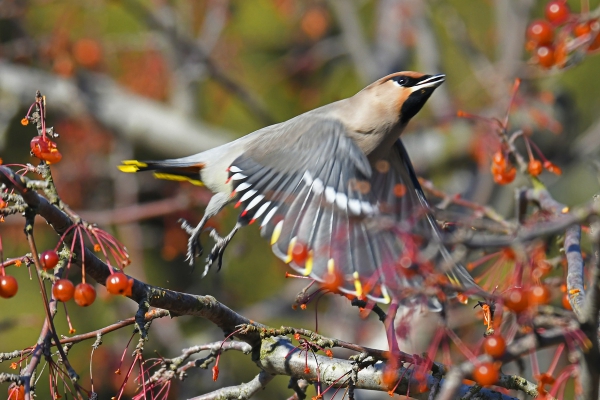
153,172,204,186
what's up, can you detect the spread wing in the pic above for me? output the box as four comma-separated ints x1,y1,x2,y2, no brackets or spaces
227,116,476,304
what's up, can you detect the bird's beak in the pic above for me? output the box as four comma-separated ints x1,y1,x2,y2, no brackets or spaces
411,74,445,92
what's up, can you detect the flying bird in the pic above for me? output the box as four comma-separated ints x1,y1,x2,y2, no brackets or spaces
119,71,479,307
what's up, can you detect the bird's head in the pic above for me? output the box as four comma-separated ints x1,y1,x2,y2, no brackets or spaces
368,71,445,125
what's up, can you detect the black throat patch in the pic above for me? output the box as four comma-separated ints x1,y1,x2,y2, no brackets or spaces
399,89,435,125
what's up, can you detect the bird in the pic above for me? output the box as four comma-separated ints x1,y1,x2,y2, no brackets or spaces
119,71,480,307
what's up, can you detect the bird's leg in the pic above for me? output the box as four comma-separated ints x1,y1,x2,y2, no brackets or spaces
179,192,231,268
179,216,208,266
203,223,241,277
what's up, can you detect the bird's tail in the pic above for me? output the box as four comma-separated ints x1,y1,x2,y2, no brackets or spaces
118,159,205,186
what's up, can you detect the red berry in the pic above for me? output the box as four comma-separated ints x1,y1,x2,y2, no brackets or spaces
291,242,309,265
106,272,130,295
0,275,18,298
528,284,550,305
493,167,516,185
528,159,543,176
504,288,529,313
588,20,600,51
535,45,555,68
526,20,554,46
483,335,506,358
562,293,572,310
40,250,59,271
473,362,499,386
491,151,507,175
543,160,562,175
8,384,25,400
30,136,62,164
492,151,506,167
53,279,74,302
574,21,592,38
545,1,570,26
72,38,102,68
74,283,96,307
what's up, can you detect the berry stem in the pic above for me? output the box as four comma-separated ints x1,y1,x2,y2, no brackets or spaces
524,136,535,161
503,78,521,129
547,343,565,376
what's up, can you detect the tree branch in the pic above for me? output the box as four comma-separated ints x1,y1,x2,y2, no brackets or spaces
189,370,275,400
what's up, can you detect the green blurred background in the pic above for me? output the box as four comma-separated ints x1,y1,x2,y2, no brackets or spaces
1,0,600,398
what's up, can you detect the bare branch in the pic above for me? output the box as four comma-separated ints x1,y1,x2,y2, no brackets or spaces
327,0,379,83
189,370,275,400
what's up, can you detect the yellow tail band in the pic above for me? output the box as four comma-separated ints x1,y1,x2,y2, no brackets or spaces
118,160,148,173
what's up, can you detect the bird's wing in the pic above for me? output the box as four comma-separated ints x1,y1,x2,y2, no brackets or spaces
228,116,476,304
377,141,479,293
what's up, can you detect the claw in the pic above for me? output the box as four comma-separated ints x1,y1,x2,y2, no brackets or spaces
178,218,195,235
204,224,241,274
180,217,206,267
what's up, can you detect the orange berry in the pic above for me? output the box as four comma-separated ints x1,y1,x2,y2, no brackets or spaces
528,284,550,305
494,167,516,185
543,161,562,175
574,21,592,38
74,283,96,307
492,151,506,167
535,45,555,68
8,384,25,400
300,6,330,40
588,20,600,51
491,162,503,175
52,279,74,302
393,183,406,197
30,136,63,164
504,288,529,313
473,362,499,386
20,118,29,126
545,1,570,26
72,38,102,68
106,272,130,295
493,173,506,184
526,20,554,46
528,159,543,176
483,335,506,358
0,275,18,298
40,250,59,271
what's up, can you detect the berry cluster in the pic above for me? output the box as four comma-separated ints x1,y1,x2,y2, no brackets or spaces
21,96,63,164
1,94,134,311
490,150,516,185
526,1,600,69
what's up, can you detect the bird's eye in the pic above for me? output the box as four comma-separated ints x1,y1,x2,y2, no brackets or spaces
393,77,407,86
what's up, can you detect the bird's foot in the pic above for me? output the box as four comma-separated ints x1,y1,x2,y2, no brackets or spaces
179,218,204,266
204,225,240,277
